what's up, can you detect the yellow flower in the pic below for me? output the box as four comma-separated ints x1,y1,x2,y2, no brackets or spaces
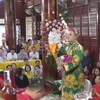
72,55,79,66
75,45,83,51
78,73,84,86
67,50,73,56
62,75,78,90
61,91,74,100
64,63,69,71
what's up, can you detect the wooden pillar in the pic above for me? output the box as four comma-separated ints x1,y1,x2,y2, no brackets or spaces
48,0,58,20
41,0,58,79
20,18,26,40
4,0,16,49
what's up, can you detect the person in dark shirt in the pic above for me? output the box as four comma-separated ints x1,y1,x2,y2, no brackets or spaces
81,50,91,68
91,67,100,85
16,39,22,53
15,68,29,88
17,78,46,100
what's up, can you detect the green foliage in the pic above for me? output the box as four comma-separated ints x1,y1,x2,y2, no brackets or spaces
59,10,72,23
46,75,61,95
46,53,57,70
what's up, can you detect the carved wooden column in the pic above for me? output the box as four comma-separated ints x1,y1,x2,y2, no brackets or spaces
41,0,58,79
4,0,16,49
48,0,58,20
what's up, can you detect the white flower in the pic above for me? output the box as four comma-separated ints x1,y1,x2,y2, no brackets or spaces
60,56,65,60
48,31,61,45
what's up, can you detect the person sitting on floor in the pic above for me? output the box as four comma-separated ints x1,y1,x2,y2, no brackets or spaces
34,65,43,79
22,58,34,73
6,65,12,73
91,68,100,85
11,63,17,75
24,65,34,83
35,60,43,73
15,68,29,88
81,50,91,68
17,78,46,100
83,66,91,80
92,61,100,74
92,76,100,100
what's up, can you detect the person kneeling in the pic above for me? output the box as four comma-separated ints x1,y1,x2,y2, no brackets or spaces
17,78,46,100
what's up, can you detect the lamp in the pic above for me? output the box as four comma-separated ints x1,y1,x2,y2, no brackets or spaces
34,6,41,13
25,9,32,15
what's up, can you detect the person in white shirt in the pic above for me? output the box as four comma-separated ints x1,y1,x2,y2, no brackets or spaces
1,39,9,56
22,58,34,73
7,48,18,61
29,46,39,60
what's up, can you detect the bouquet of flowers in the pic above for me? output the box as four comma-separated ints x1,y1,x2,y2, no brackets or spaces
45,14,69,69
46,75,61,95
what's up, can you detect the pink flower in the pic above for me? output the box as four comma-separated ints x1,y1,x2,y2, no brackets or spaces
46,22,49,27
